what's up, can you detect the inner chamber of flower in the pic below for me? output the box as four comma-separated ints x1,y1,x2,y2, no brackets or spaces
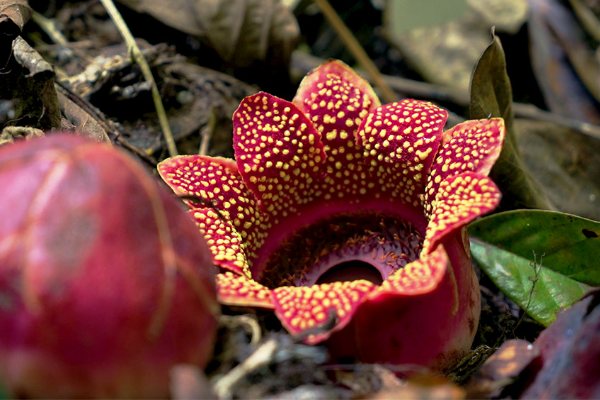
260,212,423,289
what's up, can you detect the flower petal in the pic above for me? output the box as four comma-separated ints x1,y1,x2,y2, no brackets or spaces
423,172,501,253
374,245,448,296
293,60,380,151
216,272,274,309
158,155,269,267
357,99,448,206
292,60,384,205
232,93,327,214
272,280,377,344
424,118,505,215
187,209,250,278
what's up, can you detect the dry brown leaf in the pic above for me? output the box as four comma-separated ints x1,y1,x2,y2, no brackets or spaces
385,0,528,92
117,0,299,69
56,90,110,143
0,36,61,131
515,118,600,220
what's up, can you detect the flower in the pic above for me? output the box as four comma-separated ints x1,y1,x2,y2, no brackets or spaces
158,60,505,372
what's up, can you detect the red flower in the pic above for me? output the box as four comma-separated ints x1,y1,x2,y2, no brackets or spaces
159,60,505,372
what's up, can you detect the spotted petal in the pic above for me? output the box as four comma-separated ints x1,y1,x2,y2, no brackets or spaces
187,209,249,277
357,100,448,206
216,272,274,309
293,60,382,205
272,280,376,344
158,155,269,267
232,93,327,215
293,60,380,152
424,172,501,253
424,118,505,215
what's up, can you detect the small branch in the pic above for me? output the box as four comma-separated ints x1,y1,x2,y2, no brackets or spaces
198,107,216,156
312,0,398,104
213,338,279,400
515,250,544,332
99,0,178,157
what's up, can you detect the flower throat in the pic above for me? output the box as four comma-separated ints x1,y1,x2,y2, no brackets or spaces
260,212,424,289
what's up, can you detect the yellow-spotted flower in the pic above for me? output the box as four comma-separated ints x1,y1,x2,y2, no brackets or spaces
159,60,505,372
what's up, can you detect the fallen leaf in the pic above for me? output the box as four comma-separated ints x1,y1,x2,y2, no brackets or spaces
515,118,600,220
117,0,299,70
529,0,600,124
466,339,536,398
0,0,30,67
470,236,589,326
519,290,600,398
0,36,61,131
56,90,110,143
470,209,600,286
384,0,528,93
0,126,43,147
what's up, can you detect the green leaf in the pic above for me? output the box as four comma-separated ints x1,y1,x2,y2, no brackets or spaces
470,30,551,210
470,237,588,326
469,210,600,286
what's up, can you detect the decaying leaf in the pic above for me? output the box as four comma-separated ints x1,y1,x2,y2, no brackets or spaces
0,36,61,131
470,31,552,210
529,0,600,124
0,126,43,147
56,89,110,143
367,370,465,400
518,290,600,398
515,118,600,220
384,0,528,93
116,0,299,70
0,0,31,66
470,291,600,399
466,339,536,398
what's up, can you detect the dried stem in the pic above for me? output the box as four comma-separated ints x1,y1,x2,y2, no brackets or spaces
99,0,178,157
312,0,398,104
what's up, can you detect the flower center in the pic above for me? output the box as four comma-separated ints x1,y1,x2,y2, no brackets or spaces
260,212,423,289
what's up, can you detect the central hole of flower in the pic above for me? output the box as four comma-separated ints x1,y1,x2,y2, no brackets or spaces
315,260,384,285
260,212,423,289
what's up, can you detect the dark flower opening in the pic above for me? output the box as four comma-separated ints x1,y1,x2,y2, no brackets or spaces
315,261,383,285
260,212,423,289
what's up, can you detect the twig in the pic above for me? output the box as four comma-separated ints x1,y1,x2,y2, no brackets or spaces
312,0,398,104
219,314,262,347
99,0,178,157
213,338,279,400
30,10,73,58
199,107,216,156
515,250,544,332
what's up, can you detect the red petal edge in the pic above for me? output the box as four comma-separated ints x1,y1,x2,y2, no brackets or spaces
187,209,250,278
423,172,501,253
424,118,505,216
272,280,377,344
216,272,274,309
